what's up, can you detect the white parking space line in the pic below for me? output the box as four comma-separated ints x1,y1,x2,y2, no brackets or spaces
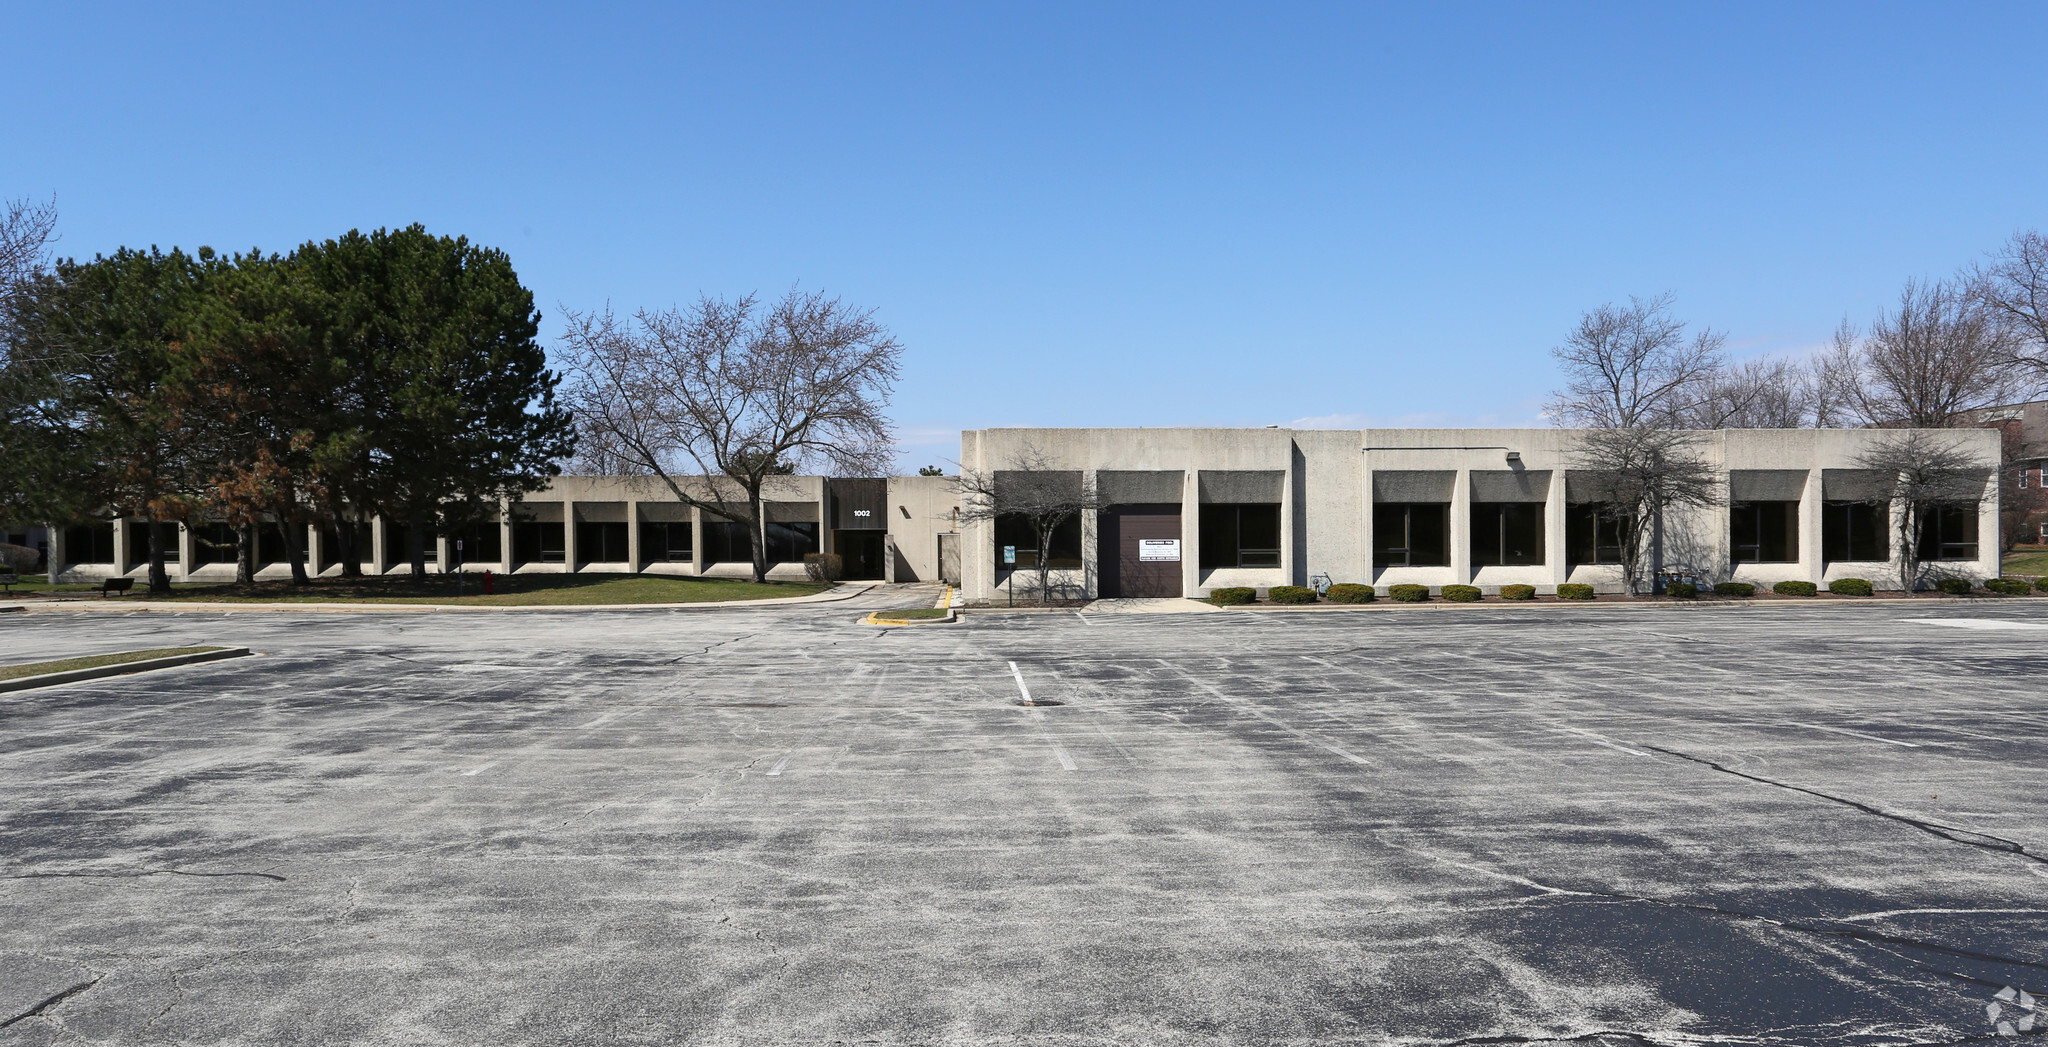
1781,721,1923,748
1155,660,1375,769
460,760,500,776
1049,743,1078,771
1073,612,1094,626
1007,661,1033,704
1902,617,2048,631
766,752,796,776
1010,662,1078,771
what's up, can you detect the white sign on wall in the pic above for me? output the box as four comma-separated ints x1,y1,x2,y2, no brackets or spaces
1138,539,1182,562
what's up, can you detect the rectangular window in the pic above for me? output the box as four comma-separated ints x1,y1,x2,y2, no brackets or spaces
640,521,693,562
1822,502,1888,562
1916,504,1979,561
764,521,819,563
993,513,1083,570
192,523,238,566
1471,503,1544,566
1373,503,1449,567
447,524,501,565
575,521,630,562
321,522,374,565
1731,501,1799,564
62,523,116,564
387,522,438,564
1565,505,1627,565
1199,503,1281,569
703,521,750,565
125,522,180,563
513,521,566,564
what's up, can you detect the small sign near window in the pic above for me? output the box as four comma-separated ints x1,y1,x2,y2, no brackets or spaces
1138,539,1181,562
853,509,871,517
1002,546,1017,564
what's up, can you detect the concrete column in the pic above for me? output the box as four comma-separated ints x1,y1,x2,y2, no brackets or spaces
1449,468,1473,586
1278,463,1296,588
306,524,323,575
177,523,194,580
432,535,447,575
47,523,64,579
1181,471,1200,597
626,499,641,571
1361,466,1376,583
498,499,515,573
1799,469,1824,584
371,516,387,574
1546,471,1569,588
690,505,704,575
1979,474,2003,582
113,516,131,574
561,499,578,572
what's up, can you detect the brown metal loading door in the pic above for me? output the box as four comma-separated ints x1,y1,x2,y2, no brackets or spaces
1099,504,1182,598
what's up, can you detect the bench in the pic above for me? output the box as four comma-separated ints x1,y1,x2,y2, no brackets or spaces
0,572,16,593
98,577,135,597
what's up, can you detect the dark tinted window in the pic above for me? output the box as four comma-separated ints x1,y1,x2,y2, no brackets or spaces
322,522,374,564
513,521,566,564
765,521,819,563
703,521,751,564
1565,505,1627,565
1822,502,1888,562
448,524,500,564
994,514,1083,570
192,523,239,565
1916,503,1979,561
62,523,116,564
125,522,180,563
1199,504,1281,569
640,522,693,561
1374,503,1449,567
1731,501,1798,563
1471,503,1544,566
576,521,629,562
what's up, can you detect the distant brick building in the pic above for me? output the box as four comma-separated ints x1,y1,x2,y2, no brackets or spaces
1953,399,2048,548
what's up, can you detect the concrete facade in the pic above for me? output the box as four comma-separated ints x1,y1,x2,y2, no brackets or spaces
39,474,962,587
957,426,2006,601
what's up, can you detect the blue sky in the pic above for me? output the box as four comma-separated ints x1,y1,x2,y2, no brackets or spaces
6,3,2045,469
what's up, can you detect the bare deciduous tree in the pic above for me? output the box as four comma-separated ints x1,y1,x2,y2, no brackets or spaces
1547,294,1725,429
956,444,1104,605
1851,430,1988,593
1971,229,2048,392
1566,426,1722,595
558,289,902,584
0,196,57,316
1827,279,2018,427
1678,355,1812,429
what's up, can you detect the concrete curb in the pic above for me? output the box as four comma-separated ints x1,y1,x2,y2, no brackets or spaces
0,647,253,694
9,583,877,615
862,587,959,625
962,595,2047,616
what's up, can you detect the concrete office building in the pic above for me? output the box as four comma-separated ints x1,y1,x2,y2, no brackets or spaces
26,426,2006,598
957,426,2005,601
38,474,964,587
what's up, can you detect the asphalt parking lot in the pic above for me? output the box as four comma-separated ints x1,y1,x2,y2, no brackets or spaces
3,596,2047,1046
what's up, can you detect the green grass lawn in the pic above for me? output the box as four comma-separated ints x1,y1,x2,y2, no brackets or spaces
0,646,228,682
869,607,950,621
2003,547,2048,576
14,573,834,606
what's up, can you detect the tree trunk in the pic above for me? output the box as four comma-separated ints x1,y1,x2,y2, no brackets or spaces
749,490,769,584
1897,503,1920,593
235,523,255,586
146,522,170,595
1037,521,1055,606
409,517,429,578
335,510,364,578
278,517,310,586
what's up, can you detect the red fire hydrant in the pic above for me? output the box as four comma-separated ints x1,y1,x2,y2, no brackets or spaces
483,570,494,595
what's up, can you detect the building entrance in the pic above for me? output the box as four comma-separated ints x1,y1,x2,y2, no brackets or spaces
1098,504,1182,598
835,530,886,580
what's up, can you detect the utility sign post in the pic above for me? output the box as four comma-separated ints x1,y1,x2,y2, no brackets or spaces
456,539,465,597
1003,546,1016,607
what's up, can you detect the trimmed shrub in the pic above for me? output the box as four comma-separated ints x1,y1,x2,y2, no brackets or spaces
1829,577,1874,597
1268,585,1317,604
1500,584,1536,601
1983,577,2031,596
1556,583,1596,601
802,552,843,583
1772,581,1818,597
1442,584,1481,602
1666,581,1698,599
0,543,36,573
1935,578,1974,596
1713,582,1756,597
1388,583,1430,602
2037,576,2048,594
1207,586,1256,606
1324,583,1375,603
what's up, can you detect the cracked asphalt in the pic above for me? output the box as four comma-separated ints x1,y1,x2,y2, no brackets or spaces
3,595,2047,1046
